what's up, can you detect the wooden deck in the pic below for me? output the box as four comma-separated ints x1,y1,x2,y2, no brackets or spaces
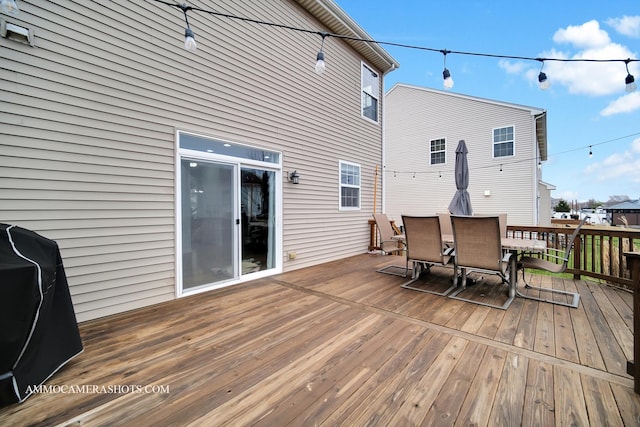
2,253,639,426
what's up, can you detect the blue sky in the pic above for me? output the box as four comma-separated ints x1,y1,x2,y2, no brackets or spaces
337,0,640,203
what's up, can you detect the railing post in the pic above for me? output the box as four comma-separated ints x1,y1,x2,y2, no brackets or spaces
573,232,582,280
625,252,640,394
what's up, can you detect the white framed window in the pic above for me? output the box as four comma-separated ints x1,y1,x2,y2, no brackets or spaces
493,126,514,157
361,63,379,122
339,161,361,210
430,138,446,165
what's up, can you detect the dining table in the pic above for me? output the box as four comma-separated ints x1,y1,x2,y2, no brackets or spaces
441,234,547,299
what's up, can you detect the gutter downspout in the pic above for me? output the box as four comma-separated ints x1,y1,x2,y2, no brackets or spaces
534,111,547,225
380,63,397,215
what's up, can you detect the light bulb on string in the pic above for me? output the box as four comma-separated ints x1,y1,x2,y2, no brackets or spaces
442,50,454,89
179,3,197,52
315,32,327,75
625,59,637,93
184,28,197,51
589,146,593,158
0,0,19,15
499,164,503,173
537,60,550,90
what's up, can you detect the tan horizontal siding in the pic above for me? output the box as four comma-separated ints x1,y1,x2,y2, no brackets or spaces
0,0,386,320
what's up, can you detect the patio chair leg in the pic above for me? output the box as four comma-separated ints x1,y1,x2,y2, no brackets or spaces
516,269,580,308
376,254,409,277
448,268,515,310
401,262,457,296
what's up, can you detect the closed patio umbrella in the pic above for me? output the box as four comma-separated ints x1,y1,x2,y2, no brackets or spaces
448,139,473,215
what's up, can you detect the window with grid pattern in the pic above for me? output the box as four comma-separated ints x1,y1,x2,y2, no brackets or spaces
340,161,361,210
361,63,379,122
493,126,514,157
430,138,446,165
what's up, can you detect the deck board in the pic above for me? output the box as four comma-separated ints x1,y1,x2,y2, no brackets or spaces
1,253,639,426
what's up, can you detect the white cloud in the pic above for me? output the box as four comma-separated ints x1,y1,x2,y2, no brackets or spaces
553,20,611,48
501,19,638,106
606,16,640,38
498,59,528,74
584,138,640,184
600,91,640,116
540,44,637,96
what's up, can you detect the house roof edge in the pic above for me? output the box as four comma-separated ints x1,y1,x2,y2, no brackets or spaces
294,0,400,73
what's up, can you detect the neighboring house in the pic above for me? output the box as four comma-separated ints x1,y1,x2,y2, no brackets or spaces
606,200,640,226
0,0,398,321
538,181,556,226
384,83,549,226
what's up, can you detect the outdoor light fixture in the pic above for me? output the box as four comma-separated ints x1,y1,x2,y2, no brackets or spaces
287,170,300,184
441,50,453,89
184,28,196,51
625,59,636,93
537,60,549,90
179,3,196,51
315,32,327,75
0,0,19,16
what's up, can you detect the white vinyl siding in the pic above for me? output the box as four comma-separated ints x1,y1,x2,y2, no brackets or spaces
385,84,543,226
0,0,390,321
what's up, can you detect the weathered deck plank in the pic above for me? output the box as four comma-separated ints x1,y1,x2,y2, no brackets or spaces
0,253,638,426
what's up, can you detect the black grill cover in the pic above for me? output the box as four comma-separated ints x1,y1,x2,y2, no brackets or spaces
0,224,83,406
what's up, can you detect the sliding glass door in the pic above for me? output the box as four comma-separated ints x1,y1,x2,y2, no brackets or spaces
181,159,237,290
178,132,281,294
240,167,276,274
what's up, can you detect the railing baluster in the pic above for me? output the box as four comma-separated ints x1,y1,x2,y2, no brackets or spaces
507,224,640,288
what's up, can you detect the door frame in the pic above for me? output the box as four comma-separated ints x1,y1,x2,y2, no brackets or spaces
175,131,283,297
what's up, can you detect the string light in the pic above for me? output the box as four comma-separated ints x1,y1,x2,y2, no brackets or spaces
152,1,638,91
499,164,503,173
442,50,453,90
178,3,197,51
589,146,593,158
0,0,19,15
537,60,549,90
625,59,637,93
315,32,327,75
386,131,640,180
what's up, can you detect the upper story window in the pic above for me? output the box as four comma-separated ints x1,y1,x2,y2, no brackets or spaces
339,161,361,210
493,126,514,157
430,138,446,165
361,63,379,122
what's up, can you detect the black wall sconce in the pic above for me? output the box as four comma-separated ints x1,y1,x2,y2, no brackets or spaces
287,170,300,184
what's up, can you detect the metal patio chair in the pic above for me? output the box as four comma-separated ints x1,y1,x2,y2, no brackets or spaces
400,215,456,295
516,217,588,308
